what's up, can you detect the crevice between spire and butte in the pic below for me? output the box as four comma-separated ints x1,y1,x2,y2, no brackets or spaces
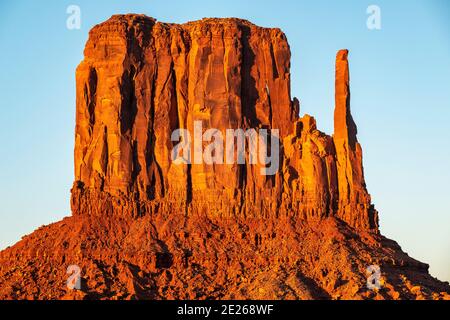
72,14,378,232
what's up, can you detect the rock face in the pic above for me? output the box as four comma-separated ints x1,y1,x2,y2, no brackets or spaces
72,15,377,230
0,15,449,300
333,50,377,230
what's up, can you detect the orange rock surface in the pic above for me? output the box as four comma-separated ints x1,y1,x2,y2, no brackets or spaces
0,14,449,300
72,15,376,229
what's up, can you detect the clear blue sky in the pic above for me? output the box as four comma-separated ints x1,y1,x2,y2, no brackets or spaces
0,0,449,282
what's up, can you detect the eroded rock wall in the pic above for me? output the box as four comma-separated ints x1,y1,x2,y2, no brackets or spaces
73,14,378,231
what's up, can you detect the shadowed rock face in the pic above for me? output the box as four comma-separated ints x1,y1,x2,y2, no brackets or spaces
73,14,377,231
0,15,449,300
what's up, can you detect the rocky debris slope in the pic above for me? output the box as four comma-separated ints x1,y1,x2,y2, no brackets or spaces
0,14,448,300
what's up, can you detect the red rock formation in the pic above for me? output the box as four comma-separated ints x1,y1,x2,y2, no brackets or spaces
333,49,377,230
0,15,448,300
72,15,377,231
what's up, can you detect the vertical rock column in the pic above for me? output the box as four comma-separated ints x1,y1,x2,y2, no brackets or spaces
333,50,378,230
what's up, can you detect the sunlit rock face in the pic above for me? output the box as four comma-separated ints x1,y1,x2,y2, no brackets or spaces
73,14,377,231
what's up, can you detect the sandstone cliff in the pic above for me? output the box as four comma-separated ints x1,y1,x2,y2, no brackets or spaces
0,14,448,300
72,14,377,230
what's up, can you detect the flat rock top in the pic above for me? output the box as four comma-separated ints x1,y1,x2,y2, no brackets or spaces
93,14,282,33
